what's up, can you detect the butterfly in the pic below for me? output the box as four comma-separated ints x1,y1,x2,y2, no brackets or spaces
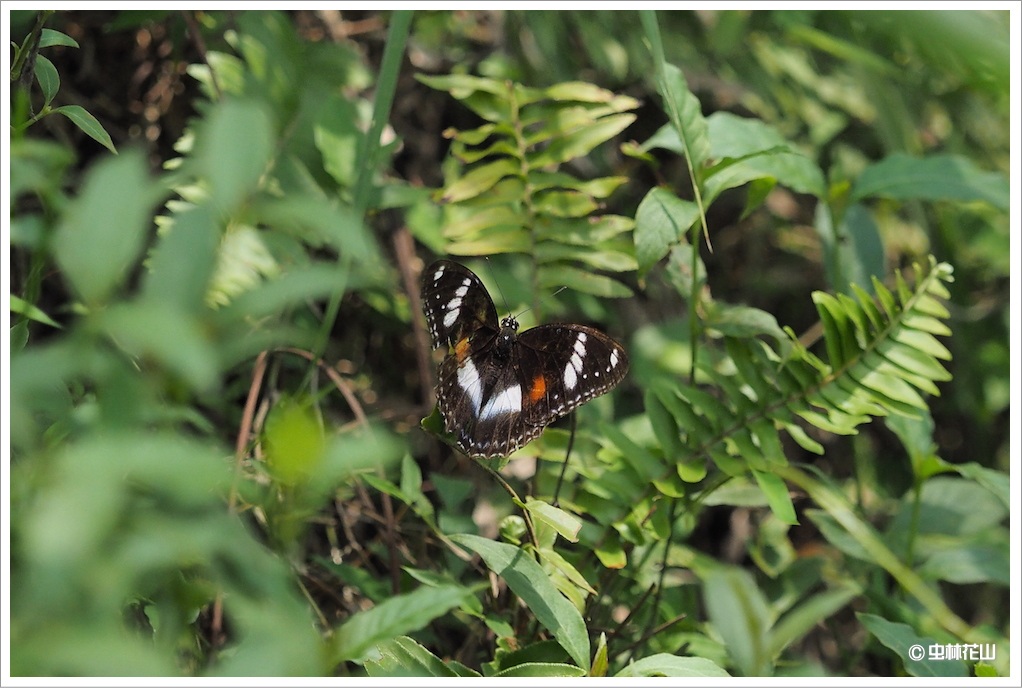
421,260,628,458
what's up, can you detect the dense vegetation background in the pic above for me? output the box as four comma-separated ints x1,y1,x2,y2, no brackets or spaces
8,9,1011,678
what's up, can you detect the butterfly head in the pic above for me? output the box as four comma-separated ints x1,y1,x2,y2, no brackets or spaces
495,315,519,359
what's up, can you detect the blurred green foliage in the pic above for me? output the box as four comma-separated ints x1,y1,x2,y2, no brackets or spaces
8,8,1009,679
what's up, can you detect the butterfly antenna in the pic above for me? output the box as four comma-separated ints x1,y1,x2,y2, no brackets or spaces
483,256,514,318
514,285,568,322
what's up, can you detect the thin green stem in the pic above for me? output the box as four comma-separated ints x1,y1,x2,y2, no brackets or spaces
640,10,709,385
310,10,413,366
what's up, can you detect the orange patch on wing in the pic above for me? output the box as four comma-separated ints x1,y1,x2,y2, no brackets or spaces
454,337,472,363
529,374,547,403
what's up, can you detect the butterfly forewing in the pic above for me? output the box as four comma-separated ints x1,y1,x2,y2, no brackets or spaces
422,260,499,349
516,324,629,425
421,260,629,459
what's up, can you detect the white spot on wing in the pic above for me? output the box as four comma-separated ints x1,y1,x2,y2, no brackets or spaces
564,361,577,390
610,350,619,368
479,384,522,420
443,308,459,328
457,359,483,415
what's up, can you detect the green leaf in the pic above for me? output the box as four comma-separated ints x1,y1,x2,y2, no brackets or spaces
99,301,219,393
34,55,59,107
660,64,710,169
198,99,274,210
615,654,730,677
704,148,826,205
532,189,599,218
439,158,519,204
493,662,586,677
699,565,772,677
851,153,1009,211
538,265,632,298
857,613,968,677
752,470,798,525
917,543,1009,586
452,534,591,670
52,151,164,304
143,206,221,312
40,28,80,48
530,113,636,168
524,498,582,543
52,105,116,153
331,585,471,664
367,636,480,677
634,188,700,275
10,294,62,328
769,584,860,657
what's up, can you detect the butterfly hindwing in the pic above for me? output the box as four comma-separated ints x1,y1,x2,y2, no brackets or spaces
422,260,628,458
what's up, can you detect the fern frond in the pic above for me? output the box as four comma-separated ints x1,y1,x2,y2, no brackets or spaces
644,257,954,488
419,75,639,297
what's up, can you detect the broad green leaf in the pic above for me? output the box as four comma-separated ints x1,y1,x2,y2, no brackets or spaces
525,498,581,542
703,149,826,206
615,654,730,678
634,187,700,275
805,509,873,562
199,100,274,210
857,613,968,677
34,55,59,107
951,463,1009,509
660,64,710,169
851,153,1008,211
143,206,221,311
700,565,772,677
10,294,61,328
452,534,590,670
594,528,626,569
99,301,218,393
705,304,786,344
706,111,796,160
367,636,479,677
254,196,380,265
888,477,1007,539
836,203,886,296
52,105,116,153
600,421,662,483
331,585,470,664
663,243,707,301
645,390,684,465
538,265,632,297
439,158,519,204
52,151,164,303
39,28,80,48
769,584,860,657
918,543,1009,586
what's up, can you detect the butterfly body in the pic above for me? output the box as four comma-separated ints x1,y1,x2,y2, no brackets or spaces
422,260,628,458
